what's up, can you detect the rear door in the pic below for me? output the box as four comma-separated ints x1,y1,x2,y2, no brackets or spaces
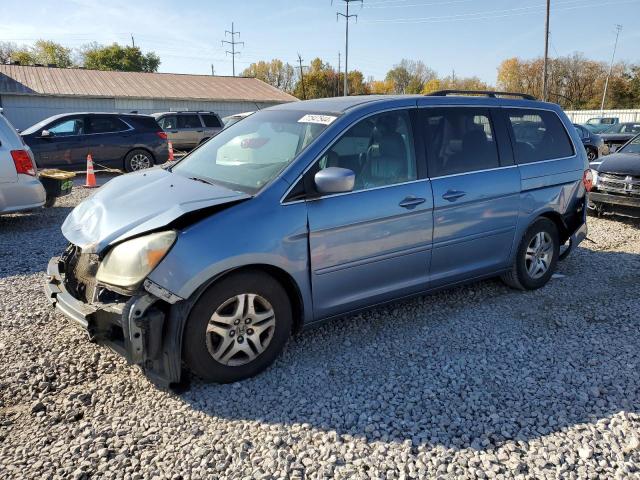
416,106,520,286
305,109,433,319
177,113,204,149
85,115,132,166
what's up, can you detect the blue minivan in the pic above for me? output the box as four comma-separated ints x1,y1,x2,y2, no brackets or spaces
46,91,589,386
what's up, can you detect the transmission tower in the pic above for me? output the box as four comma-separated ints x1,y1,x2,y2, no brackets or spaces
222,22,244,76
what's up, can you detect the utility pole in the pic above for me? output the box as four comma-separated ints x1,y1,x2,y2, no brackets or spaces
131,34,135,48
222,22,244,76
297,53,307,100
336,0,362,96
542,0,550,101
601,24,623,114
337,52,341,97
211,64,215,76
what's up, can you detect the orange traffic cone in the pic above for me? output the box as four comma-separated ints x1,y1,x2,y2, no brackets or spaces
84,154,98,188
168,142,174,161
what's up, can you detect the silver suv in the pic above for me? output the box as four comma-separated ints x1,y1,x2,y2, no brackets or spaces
152,111,223,150
0,109,46,214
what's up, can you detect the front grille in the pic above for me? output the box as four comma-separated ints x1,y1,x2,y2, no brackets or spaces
598,173,640,196
62,244,99,302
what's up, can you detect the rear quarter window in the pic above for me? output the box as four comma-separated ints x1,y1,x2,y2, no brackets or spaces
507,109,574,163
201,114,222,128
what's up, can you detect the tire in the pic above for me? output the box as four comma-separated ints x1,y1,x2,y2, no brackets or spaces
501,217,559,291
183,271,292,383
586,147,597,162
44,196,56,208
123,149,154,172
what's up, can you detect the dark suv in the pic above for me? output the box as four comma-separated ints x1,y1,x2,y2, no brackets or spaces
21,113,169,172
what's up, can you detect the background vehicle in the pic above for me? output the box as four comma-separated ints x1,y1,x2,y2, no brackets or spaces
574,123,607,161
589,133,640,217
584,116,619,133
598,122,640,153
222,111,255,129
21,112,169,172
153,111,224,150
0,109,46,214
46,92,589,386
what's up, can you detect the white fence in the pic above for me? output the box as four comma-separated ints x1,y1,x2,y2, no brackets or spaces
565,109,640,124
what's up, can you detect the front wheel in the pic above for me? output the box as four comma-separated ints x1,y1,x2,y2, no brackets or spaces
183,271,292,383
124,149,153,172
501,217,559,290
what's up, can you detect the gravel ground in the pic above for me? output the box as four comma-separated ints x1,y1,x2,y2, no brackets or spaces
1,188,639,479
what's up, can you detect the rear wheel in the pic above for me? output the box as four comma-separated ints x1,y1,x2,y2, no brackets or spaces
501,217,559,290
183,271,292,383
586,147,597,162
124,149,153,172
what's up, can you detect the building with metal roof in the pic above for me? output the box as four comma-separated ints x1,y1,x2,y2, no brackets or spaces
0,65,297,129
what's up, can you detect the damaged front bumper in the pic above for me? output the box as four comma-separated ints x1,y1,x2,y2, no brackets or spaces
45,256,185,388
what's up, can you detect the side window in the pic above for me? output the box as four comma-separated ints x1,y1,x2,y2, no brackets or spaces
88,117,128,134
178,114,202,129
201,114,222,128
48,118,84,136
507,109,574,163
420,108,500,177
159,115,177,129
316,110,417,192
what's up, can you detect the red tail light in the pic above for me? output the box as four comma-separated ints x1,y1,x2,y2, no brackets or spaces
11,150,36,176
156,131,168,140
583,169,594,192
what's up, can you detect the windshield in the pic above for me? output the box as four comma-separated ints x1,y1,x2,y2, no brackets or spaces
619,135,640,154
172,109,335,194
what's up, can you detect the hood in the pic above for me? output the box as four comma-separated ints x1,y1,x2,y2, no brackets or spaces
62,168,250,253
596,152,640,176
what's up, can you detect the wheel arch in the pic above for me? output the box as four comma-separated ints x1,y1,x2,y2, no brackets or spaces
538,210,569,244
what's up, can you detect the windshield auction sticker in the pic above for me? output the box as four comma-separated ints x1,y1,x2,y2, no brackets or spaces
298,114,337,125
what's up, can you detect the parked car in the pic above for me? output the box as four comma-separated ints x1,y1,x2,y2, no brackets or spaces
45,92,589,386
153,111,224,150
584,116,619,133
20,112,169,172
573,124,607,161
588,133,640,217
0,108,46,214
222,111,255,129
598,122,640,153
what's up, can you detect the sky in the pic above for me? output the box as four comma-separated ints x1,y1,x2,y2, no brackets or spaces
1,0,640,84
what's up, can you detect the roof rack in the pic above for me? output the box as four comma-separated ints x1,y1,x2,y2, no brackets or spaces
427,90,536,101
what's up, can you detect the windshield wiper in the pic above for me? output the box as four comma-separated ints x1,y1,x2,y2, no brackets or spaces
189,176,216,186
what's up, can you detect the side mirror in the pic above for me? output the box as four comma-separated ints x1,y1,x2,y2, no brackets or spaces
40,129,52,138
314,167,355,195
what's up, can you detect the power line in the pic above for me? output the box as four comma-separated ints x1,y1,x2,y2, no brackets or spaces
601,24,623,113
336,0,363,96
221,22,244,76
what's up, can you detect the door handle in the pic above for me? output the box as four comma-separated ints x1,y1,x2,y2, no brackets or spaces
442,190,466,202
399,196,426,209
169,130,178,133
196,130,203,133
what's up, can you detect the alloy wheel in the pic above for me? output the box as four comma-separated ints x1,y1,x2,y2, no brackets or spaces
130,153,151,170
205,294,276,366
525,231,553,279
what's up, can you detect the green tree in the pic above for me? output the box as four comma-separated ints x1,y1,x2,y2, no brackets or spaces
385,59,436,94
31,40,73,67
81,43,160,72
241,59,296,93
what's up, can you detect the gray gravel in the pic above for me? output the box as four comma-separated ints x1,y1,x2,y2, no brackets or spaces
1,188,639,479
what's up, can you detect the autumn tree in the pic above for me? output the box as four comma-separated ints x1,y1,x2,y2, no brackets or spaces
241,59,296,93
385,59,436,94
81,43,160,72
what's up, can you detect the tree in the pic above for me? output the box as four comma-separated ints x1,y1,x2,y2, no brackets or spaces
0,42,19,64
241,59,296,93
369,79,395,94
385,59,436,94
81,43,160,72
31,40,73,68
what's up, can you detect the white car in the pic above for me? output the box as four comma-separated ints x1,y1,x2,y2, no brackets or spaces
0,109,46,214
